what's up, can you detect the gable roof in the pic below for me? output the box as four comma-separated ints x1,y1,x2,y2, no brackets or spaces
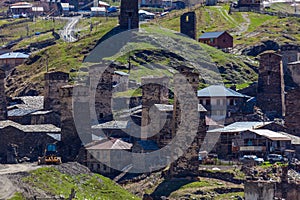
207,121,272,133
0,52,29,59
0,120,61,133
154,104,207,112
85,138,132,150
197,85,250,98
199,31,226,39
247,129,291,141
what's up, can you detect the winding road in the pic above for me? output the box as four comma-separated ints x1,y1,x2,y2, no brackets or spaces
61,16,81,42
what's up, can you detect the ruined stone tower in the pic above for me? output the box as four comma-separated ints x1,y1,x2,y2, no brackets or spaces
141,76,169,140
44,71,69,113
285,61,300,136
180,11,197,40
0,69,7,120
60,84,91,161
257,51,285,119
119,0,139,30
89,64,114,123
170,66,207,177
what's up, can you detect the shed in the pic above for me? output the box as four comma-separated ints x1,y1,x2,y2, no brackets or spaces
198,31,233,49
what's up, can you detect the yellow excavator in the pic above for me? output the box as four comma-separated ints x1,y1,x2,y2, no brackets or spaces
38,143,62,165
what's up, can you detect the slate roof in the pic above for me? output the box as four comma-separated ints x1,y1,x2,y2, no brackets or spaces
207,121,272,133
0,52,29,59
197,85,250,98
0,120,61,133
9,96,44,110
85,138,132,150
199,31,225,39
136,140,159,151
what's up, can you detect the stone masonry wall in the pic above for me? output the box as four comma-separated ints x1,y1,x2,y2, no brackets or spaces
180,12,197,40
119,0,139,30
0,69,7,120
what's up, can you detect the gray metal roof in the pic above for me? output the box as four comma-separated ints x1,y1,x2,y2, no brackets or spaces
0,120,61,133
279,132,300,145
199,31,225,39
197,85,250,98
0,52,29,59
9,96,44,110
92,121,129,129
154,104,207,112
248,129,291,141
207,121,272,133
86,138,132,150
114,71,129,76
8,108,39,117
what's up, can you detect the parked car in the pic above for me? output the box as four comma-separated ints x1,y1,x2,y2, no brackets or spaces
240,155,264,165
267,154,286,163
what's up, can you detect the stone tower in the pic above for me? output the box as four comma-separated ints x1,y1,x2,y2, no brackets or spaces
180,11,197,40
44,71,69,113
119,0,139,30
141,76,169,140
89,64,114,123
0,69,7,120
60,84,91,161
170,66,207,177
257,51,285,119
285,61,300,136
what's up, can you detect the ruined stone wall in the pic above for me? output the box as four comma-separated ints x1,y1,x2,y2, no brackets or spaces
89,64,114,123
0,69,7,120
170,66,207,177
180,12,197,40
141,76,169,140
44,71,69,113
119,0,139,30
257,52,285,119
244,181,275,200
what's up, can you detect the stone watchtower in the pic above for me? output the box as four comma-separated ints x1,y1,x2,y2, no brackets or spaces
0,69,7,120
180,11,197,40
141,76,169,140
44,71,69,113
170,66,207,177
60,84,91,161
89,64,114,123
119,0,139,30
285,61,300,136
257,51,285,119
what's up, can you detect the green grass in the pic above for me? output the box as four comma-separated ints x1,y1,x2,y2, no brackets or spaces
114,88,142,97
180,180,216,189
8,192,25,200
215,192,244,200
13,32,55,50
22,167,140,200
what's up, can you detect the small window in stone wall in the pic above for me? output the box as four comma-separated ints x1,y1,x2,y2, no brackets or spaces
186,15,189,22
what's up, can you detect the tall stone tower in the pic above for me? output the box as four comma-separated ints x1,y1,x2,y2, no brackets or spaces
89,64,114,123
60,84,91,161
180,12,197,40
44,71,69,113
257,51,285,119
170,66,207,177
0,69,7,120
285,61,300,136
141,76,169,140
119,0,139,30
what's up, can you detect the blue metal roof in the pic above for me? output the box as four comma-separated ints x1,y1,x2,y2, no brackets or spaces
197,85,250,98
199,31,225,39
8,109,39,117
0,52,29,59
137,140,159,151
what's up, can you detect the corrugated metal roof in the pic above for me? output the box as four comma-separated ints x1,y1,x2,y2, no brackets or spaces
154,104,207,112
8,108,38,117
114,71,129,76
279,132,300,145
249,129,291,141
91,7,106,12
197,85,250,98
208,121,272,133
0,52,29,59
199,31,225,39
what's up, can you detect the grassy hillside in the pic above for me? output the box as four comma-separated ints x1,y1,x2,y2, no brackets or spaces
9,167,140,200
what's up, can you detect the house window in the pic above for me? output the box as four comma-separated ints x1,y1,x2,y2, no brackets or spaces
103,165,107,171
99,113,104,118
217,99,221,105
229,99,234,106
206,99,211,105
186,15,189,22
200,99,203,104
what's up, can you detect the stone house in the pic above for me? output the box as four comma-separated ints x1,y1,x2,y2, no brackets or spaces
91,120,131,139
84,138,132,176
9,2,33,15
0,120,60,163
197,85,250,120
0,52,29,71
237,0,261,11
198,31,233,49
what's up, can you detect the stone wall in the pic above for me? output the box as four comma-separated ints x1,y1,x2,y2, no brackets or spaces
256,52,285,119
44,71,69,113
180,12,197,40
244,181,275,200
119,0,139,30
141,76,169,140
0,69,7,120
